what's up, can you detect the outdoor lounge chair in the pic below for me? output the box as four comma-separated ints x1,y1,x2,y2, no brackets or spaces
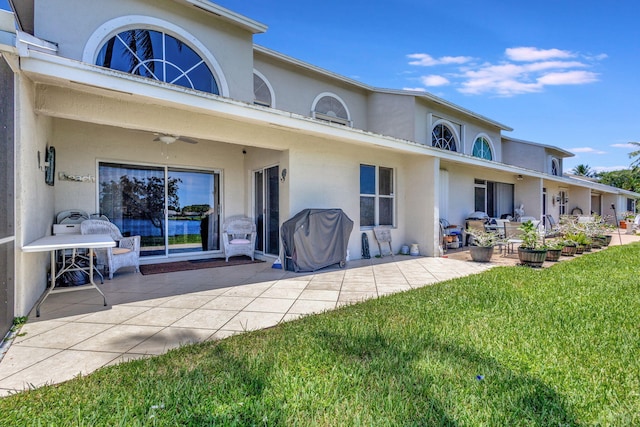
544,214,562,238
373,226,393,257
222,217,256,262
80,219,141,279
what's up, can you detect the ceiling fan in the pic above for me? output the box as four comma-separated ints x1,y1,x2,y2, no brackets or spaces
153,133,198,145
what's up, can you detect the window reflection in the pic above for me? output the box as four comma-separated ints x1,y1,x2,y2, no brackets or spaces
96,29,219,94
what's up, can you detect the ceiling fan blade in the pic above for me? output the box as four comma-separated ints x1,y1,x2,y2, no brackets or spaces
178,136,199,144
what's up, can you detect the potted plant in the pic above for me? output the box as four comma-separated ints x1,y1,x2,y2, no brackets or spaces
517,220,547,267
544,240,564,262
468,229,501,262
561,233,579,256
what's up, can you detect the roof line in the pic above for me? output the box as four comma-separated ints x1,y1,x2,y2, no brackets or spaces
254,44,512,131
172,0,267,34
502,135,575,158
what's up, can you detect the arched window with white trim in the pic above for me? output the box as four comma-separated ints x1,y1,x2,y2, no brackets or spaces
253,70,274,107
95,29,219,94
432,122,457,152
551,158,560,176
472,135,493,160
312,93,351,126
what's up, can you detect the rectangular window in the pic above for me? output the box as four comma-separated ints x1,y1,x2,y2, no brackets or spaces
360,164,394,227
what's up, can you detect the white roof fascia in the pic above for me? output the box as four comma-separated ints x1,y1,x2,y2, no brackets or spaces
171,0,267,34
16,30,57,56
255,45,512,132
503,135,574,158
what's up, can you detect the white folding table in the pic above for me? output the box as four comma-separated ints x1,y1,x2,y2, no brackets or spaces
23,234,115,317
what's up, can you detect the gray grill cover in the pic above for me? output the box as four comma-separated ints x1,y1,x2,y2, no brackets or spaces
281,209,354,272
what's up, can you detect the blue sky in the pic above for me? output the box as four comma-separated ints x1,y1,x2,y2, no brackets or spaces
3,0,639,173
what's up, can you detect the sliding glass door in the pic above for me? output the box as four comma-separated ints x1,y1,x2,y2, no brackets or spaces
99,162,220,257
167,168,219,255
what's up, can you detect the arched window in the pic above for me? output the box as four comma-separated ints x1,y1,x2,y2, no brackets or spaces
253,71,273,107
312,93,351,126
472,136,493,160
95,29,219,94
432,123,457,151
551,158,560,176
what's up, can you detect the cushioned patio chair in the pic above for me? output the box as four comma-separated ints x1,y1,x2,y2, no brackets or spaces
222,217,256,262
80,219,140,279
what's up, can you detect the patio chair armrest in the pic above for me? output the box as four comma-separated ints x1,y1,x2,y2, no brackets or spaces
119,235,141,255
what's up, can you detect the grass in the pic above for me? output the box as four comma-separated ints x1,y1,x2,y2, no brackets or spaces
1,244,639,425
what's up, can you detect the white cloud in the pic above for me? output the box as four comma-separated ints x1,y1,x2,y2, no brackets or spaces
505,47,575,62
407,46,605,97
570,147,607,154
420,75,450,86
408,53,473,67
611,143,637,148
537,70,599,85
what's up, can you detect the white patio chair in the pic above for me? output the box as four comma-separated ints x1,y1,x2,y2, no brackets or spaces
222,217,256,262
80,219,141,279
504,222,524,254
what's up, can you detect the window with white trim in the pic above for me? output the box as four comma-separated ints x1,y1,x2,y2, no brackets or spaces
472,136,493,160
551,158,560,176
432,123,457,151
313,95,351,126
360,164,394,227
96,29,219,94
253,73,272,107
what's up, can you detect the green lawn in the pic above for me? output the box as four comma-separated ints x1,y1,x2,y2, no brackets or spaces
2,244,639,425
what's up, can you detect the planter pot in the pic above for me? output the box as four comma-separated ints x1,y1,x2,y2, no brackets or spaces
626,220,635,235
518,247,547,268
545,248,562,262
575,244,585,254
620,221,627,229
470,245,494,262
561,244,577,257
583,244,592,252
604,235,612,246
591,237,604,249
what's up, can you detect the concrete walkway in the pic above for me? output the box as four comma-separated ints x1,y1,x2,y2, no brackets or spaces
1,232,637,396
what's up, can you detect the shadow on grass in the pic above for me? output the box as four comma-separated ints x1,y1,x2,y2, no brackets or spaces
313,327,578,426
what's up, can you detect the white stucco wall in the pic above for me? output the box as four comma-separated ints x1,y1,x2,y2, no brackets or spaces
34,0,255,102
253,53,369,129
14,76,56,316
502,140,546,172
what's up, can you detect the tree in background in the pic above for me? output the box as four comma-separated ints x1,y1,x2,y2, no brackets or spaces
628,141,640,170
571,164,595,177
596,169,640,193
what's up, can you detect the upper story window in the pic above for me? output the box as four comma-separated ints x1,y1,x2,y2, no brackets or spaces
432,123,457,152
96,29,219,94
312,93,351,126
472,136,493,160
253,71,273,107
551,158,560,176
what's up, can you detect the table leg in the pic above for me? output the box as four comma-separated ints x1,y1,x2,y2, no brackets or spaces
88,248,108,306
36,250,58,317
